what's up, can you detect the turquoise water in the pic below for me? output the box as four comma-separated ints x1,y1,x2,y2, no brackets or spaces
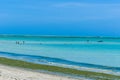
0,35,120,69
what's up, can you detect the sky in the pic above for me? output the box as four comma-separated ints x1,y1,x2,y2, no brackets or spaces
0,0,120,37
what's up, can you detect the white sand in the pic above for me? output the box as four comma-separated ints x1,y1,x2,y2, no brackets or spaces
0,65,84,80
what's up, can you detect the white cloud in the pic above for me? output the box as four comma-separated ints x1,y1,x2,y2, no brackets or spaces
53,2,120,8
53,3,86,7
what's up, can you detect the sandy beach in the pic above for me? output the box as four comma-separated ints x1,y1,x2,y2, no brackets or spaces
0,65,83,80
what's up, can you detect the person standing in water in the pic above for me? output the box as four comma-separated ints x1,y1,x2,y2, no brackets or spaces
23,41,25,44
16,41,19,44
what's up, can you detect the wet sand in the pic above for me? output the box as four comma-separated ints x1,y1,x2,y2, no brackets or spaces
0,64,84,80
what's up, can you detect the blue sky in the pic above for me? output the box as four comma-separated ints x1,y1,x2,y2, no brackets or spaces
0,0,120,36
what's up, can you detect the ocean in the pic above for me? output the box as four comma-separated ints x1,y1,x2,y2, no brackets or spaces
0,35,120,73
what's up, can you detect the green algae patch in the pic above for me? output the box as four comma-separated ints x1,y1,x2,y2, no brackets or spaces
0,57,120,80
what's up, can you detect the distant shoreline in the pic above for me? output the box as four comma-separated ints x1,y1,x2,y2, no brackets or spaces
0,34,119,39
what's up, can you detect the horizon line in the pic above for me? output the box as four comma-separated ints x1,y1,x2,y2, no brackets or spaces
0,34,119,38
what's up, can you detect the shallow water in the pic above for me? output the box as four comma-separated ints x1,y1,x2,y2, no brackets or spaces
0,35,120,69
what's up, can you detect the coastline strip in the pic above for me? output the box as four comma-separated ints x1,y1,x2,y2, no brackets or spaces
0,57,120,80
